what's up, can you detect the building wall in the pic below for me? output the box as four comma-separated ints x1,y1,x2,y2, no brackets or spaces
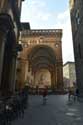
63,64,69,79
17,29,63,90
63,62,76,88
0,0,24,95
69,63,76,86
0,0,24,35
69,0,83,96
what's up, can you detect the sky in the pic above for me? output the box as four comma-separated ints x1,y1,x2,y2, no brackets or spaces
21,0,74,64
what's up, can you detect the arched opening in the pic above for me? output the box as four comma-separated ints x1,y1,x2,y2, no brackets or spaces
17,28,63,92
26,45,57,90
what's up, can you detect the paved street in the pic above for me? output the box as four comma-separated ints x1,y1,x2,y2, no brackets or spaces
13,95,83,125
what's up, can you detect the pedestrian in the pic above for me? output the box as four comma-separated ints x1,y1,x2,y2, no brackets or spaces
68,87,75,101
36,85,39,95
42,86,48,105
75,88,79,101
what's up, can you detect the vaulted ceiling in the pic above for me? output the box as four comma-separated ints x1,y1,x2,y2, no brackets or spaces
28,45,56,72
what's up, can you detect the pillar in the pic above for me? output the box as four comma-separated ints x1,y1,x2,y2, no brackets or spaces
56,63,63,90
54,66,57,89
9,51,17,93
0,31,6,87
51,70,55,90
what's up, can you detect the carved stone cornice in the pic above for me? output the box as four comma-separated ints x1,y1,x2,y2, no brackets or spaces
21,29,62,38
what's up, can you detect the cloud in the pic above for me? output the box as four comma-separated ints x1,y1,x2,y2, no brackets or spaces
21,0,74,63
21,0,51,22
56,10,74,63
28,0,46,8
57,9,69,20
52,9,74,63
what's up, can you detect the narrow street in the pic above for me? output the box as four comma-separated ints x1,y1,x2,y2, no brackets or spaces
0,0,83,125
13,95,83,125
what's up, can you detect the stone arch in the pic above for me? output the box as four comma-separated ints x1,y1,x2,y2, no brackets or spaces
18,29,63,91
28,45,56,63
27,45,56,88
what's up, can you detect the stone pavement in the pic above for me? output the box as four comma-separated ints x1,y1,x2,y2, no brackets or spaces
12,95,83,125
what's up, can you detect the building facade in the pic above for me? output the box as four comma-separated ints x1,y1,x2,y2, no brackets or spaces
17,28,63,91
0,0,24,96
69,0,83,96
63,62,76,89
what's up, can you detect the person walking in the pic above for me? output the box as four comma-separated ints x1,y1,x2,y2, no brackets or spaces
75,88,79,101
42,86,48,105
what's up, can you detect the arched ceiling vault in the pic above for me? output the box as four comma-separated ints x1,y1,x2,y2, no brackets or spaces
28,45,56,71
32,60,54,69
32,63,54,73
31,56,55,66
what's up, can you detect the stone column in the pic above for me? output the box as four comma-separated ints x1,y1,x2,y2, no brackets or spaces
56,64,59,89
51,71,53,89
24,60,28,82
56,63,63,90
9,51,17,93
0,31,6,87
55,66,58,89
33,71,35,85
59,64,63,89
51,70,55,90
54,66,57,89
20,60,26,89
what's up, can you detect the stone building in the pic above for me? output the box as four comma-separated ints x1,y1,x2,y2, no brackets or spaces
17,28,63,91
63,61,76,89
69,0,83,96
0,0,24,96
